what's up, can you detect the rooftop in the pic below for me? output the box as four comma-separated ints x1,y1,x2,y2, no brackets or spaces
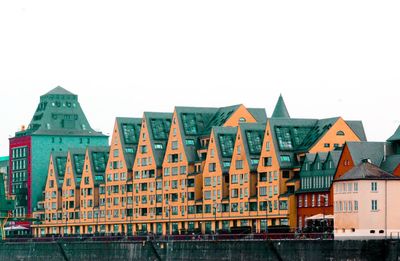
336,161,400,181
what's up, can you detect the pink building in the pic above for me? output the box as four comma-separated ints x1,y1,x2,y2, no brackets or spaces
333,161,400,239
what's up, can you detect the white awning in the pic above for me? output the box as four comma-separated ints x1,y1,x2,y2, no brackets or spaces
4,225,29,231
305,214,334,220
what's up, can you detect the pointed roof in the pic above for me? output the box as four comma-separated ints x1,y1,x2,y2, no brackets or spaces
337,162,400,181
388,125,400,142
272,94,290,118
15,86,107,138
44,86,75,96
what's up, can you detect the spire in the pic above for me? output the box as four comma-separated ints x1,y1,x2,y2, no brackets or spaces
272,94,290,118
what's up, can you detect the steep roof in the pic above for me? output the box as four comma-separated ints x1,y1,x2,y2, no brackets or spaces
346,120,367,141
51,151,68,186
238,123,266,172
86,146,109,186
144,112,173,168
388,125,400,142
248,108,268,123
116,117,142,171
212,126,238,173
175,105,266,163
68,148,87,187
16,86,107,138
346,141,388,166
271,95,290,118
337,162,400,181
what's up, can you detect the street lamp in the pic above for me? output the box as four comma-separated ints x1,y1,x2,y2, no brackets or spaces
265,200,268,236
318,194,328,234
213,202,218,236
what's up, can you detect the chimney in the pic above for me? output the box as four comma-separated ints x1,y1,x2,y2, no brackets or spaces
383,143,387,162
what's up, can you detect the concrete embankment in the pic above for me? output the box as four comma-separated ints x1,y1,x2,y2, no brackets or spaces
0,239,398,260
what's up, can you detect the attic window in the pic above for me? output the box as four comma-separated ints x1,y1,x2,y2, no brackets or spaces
239,117,246,123
280,155,291,162
336,131,345,136
185,139,195,146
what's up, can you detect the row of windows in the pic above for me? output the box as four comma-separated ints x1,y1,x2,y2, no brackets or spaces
301,176,333,190
12,147,27,159
334,182,361,194
163,166,187,176
106,172,127,182
298,194,329,208
334,200,359,212
12,159,26,171
259,185,278,197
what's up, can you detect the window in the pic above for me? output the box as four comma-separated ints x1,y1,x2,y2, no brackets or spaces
336,131,345,136
371,200,378,211
263,157,272,167
266,141,270,151
231,174,238,184
260,187,267,196
237,145,241,155
172,141,178,150
209,163,216,172
231,189,238,198
180,166,186,175
298,195,303,207
204,177,211,186
154,143,163,150
140,145,148,153
185,139,195,146
354,182,358,192
371,182,377,192
172,167,178,176
280,155,291,162
324,143,330,148
164,168,170,176
236,160,243,170
204,191,211,200
113,149,119,157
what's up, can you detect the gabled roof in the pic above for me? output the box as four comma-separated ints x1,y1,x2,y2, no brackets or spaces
388,125,400,142
248,108,268,123
336,162,400,181
86,146,109,186
346,141,388,166
175,105,266,163
16,86,107,138
116,117,142,171
144,112,173,168
212,126,238,173
346,120,367,141
50,151,68,186
271,95,290,118
68,148,87,187
238,123,266,172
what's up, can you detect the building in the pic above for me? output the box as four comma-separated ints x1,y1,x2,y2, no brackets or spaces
333,161,400,239
32,96,368,236
256,96,366,229
295,151,341,230
9,87,108,222
0,157,9,196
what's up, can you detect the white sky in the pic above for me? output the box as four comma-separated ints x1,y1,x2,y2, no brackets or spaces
0,0,399,156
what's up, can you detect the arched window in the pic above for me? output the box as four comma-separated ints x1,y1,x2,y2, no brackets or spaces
239,117,246,123
336,130,345,136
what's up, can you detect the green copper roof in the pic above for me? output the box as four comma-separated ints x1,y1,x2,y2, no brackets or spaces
15,86,106,138
271,95,290,118
116,117,142,171
144,112,173,168
239,123,266,172
388,125,400,142
44,86,76,96
212,126,237,173
0,156,9,162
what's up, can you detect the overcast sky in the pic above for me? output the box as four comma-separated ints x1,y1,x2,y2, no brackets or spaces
0,0,399,156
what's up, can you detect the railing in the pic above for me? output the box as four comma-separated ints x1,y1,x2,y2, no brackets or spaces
3,232,335,242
